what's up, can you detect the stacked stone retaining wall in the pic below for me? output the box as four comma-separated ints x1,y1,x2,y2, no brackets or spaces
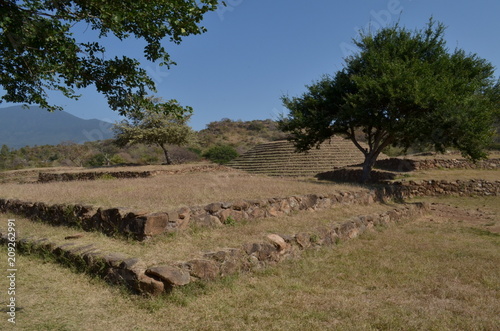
374,158,500,172
38,171,157,182
384,179,500,199
0,199,167,240
315,169,397,182
37,165,234,183
1,179,498,240
0,203,428,296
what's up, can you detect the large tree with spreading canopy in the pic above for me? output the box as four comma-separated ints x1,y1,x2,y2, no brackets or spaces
279,19,499,183
0,0,220,116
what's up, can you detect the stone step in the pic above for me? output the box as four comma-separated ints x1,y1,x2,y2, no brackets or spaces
227,137,371,176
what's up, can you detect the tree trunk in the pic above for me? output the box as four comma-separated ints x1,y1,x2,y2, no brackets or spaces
361,154,377,184
160,145,173,165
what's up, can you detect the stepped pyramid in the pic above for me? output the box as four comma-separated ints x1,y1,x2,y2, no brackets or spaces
228,136,372,176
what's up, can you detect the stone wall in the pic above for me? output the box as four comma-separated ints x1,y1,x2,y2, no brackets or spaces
37,165,234,183
315,168,397,183
1,179,498,240
38,171,157,183
374,158,500,172
383,179,500,199
0,202,428,296
0,199,167,240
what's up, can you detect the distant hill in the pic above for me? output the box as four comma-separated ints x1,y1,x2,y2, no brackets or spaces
0,105,114,148
197,118,287,154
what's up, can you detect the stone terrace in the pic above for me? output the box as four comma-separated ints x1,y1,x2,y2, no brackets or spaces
228,136,385,176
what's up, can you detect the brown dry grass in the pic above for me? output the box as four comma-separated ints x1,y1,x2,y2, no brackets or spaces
0,170,365,211
4,202,399,265
1,196,499,330
393,168,499,182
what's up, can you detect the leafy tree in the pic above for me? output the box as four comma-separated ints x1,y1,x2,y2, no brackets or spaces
58,141,89,166
0,144,9,157
113,98,194,165
203,144,238,164
279,19,499,183
0,0,219,115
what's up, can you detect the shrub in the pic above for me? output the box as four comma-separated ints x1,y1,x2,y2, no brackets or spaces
203,145,239,164
169,146,202,164
85,153,107,167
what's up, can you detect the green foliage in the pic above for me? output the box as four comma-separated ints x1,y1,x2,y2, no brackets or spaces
203,145,239,164
224,216,237,226
85,153,108,167
187,147,203,156
0,139,203,171
0,0,220,115
98,173,116,181
198,119,286,154
279,19,499,182
113,97,194,165
109,154,126,165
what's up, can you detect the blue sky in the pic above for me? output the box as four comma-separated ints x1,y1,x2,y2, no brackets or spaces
2,0,500,131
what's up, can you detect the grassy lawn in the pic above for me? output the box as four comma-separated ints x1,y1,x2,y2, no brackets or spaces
1,196,499,330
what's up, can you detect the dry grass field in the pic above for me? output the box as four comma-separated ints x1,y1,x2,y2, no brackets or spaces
0,170,364,211
1,163,499,330
0,195,499,330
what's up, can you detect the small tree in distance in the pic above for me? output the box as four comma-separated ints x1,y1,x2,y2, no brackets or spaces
113,98,194,165
279,19,499,183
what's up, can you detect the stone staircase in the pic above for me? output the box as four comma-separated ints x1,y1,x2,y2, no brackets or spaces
228,136,368,176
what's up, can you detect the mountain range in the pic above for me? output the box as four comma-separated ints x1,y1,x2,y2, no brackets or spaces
0,105,114,149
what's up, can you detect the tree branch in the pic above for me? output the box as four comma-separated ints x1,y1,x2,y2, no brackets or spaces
349,126,368,156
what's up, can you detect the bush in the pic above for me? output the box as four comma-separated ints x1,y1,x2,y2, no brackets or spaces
203,145,239,164
169,146,202,164
85,153,107,167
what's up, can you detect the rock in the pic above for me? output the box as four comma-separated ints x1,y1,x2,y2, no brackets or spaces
305,194,319,209
255,243,279,262
267,206,283,217
146,266,191,286
194,214,223,227
315,197,332,209
137,274,165,295
288,197,300,210
106,267,141,288
204,202,222,214
143,213,169,237
339,221,360,239
92,208,127,235
177,207,191,220
64,233,84,240
103,253,130,268
219,209,246,223
266,234,288,252
295,232,311,248
248,207,266,219
277,199,290,214
185,259,219,280
204,248,245,275
231,200,250,211
119,258,146,270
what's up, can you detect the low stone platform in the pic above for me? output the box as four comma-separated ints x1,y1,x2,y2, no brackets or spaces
0,203,428,296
